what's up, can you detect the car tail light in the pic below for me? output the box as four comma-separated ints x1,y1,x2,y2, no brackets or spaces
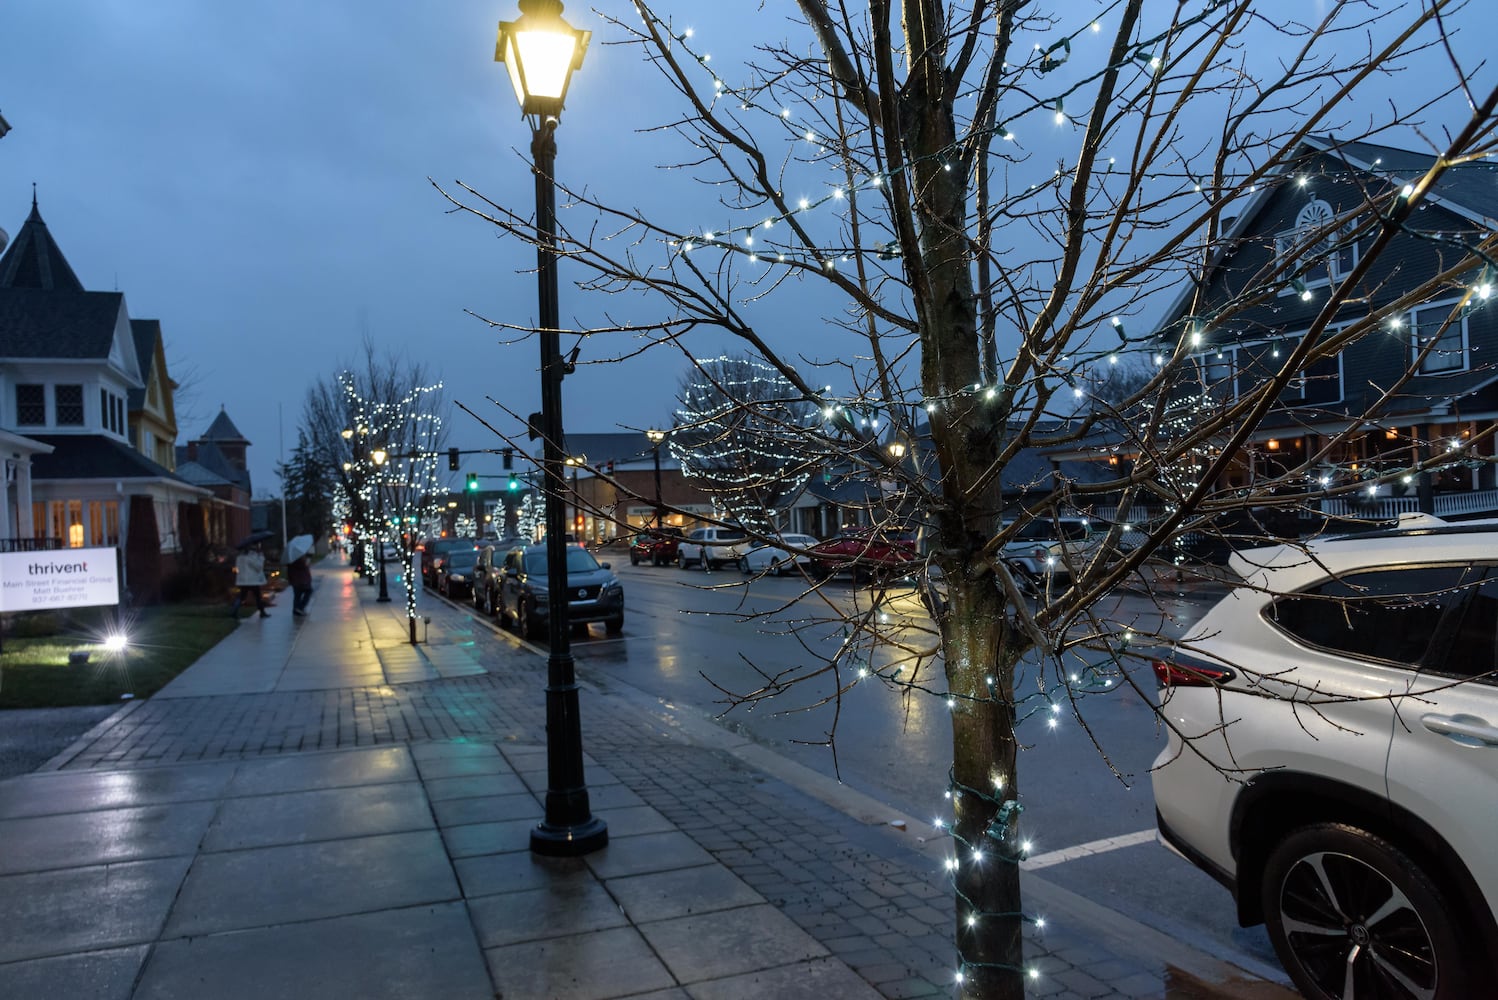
1152,657,1236,688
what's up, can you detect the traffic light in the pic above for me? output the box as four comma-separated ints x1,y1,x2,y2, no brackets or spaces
507,474,519,492
502,448,513,470
448,447,460,471
466,473,479,492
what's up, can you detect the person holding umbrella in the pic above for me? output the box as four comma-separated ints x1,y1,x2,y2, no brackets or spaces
285,534,315,617
231,536,271,619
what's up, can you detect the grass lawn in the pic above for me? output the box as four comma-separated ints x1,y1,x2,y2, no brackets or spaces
0,603,240,709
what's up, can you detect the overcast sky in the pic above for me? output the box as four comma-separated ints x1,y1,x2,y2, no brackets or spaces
2,1,1490,495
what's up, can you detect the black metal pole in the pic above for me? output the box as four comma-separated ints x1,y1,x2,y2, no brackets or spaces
652,444,664,528
376,479,391,602
530,118,606,857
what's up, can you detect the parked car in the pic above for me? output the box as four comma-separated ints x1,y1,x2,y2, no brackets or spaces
1151,514,1498,998
496,543,624,638
997,517,1099,591
676,526,750,571
436,547,480,599
419,537,470,586
738,533,820,576
806,528,919,580
629,527,684,566
472,544,505,615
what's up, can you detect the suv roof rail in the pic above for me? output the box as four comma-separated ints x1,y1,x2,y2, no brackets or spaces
1332,514,1498,542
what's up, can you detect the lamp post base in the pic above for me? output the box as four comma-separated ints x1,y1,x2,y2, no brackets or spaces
530,814,608,856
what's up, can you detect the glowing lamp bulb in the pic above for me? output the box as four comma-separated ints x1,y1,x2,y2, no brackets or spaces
104,633,128,653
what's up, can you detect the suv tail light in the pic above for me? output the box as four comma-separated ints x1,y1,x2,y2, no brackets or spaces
1152,657,1236,688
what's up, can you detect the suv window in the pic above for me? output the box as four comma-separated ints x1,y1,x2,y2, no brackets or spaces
689,530,705,541
1266,565,1474,665
1435,572,1498,681
714,530,746,542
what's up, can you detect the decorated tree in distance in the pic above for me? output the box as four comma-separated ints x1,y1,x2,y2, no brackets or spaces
443,3,1498,996
302,343,447,629
668,355,822,531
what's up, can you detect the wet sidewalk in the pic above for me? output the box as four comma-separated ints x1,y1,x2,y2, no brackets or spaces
0,559,1296,999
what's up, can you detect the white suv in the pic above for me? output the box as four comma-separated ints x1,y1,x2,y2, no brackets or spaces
676,526,749,571
1151,515,1498,998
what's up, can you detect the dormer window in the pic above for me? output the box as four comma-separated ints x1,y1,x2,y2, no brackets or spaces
55,384,84,425
1275,199,1359,292
16,384,43,425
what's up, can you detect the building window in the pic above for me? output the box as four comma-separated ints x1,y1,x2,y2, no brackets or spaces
16,384,44,425
1410,302,1467,374
100,388,109,428
55,385,84,425
1275,199,1359,293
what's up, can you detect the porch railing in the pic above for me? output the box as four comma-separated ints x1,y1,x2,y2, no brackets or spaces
0,537,66,553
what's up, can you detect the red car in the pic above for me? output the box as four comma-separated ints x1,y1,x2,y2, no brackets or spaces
628,527,684,566
807,529,919,580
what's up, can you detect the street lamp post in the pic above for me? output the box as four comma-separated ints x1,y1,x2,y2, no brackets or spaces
371,447,391,603
495,0,605,857
565,455,585,541
646,428,665,528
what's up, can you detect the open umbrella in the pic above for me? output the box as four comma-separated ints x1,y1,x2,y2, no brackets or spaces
236,529,274,549
285,534,314,563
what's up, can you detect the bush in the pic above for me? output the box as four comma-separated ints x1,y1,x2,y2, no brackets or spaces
6,612,61,638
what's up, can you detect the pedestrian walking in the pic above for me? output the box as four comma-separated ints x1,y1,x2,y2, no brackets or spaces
288,553,313,616
231,542,270,618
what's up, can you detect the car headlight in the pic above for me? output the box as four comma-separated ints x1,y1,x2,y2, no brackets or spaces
531,585,548,601
603,580,622,593
452,574,469,582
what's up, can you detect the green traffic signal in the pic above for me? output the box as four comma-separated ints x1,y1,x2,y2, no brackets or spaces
507,474,519,491
465,473,479,491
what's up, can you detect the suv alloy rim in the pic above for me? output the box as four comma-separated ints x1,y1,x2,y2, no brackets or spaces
1275,848,1440,998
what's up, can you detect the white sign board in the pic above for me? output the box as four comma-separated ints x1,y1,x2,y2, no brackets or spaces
0,547,120,612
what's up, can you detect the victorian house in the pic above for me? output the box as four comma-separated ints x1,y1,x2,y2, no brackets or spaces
0,193,209,574
1149,136,1498,520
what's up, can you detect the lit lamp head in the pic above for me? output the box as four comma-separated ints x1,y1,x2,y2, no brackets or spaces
341,428,354,440
495,0,591,119
645,428,665,445
371,448,388,467
887,440,908,460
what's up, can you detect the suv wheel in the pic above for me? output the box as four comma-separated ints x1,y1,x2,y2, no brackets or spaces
519,600,542,640
1261,823,1470,1000
630,550,640,565
678,552,689,570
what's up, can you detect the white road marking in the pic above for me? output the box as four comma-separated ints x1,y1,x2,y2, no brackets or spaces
1020,828,1157,871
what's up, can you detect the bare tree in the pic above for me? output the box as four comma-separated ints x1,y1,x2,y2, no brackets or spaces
440,2,1497,996
302,341,446,575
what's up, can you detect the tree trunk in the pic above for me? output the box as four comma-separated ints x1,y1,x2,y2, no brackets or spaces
944,560,1025,999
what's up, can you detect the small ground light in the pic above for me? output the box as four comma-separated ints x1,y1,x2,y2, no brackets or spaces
103,633,128,653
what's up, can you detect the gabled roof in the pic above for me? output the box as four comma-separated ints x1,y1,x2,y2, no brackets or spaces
173,459,234,488
0,287,127,359
127,319,162,411
1305,137,1498,229
1153,135,1498,336
178,439,250,492
0,195,84,291
201,406,249,444
29,433,195,485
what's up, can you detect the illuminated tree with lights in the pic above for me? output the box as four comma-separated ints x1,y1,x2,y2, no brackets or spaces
669,355,822,530
443,4,1498,996
302,343,447,633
